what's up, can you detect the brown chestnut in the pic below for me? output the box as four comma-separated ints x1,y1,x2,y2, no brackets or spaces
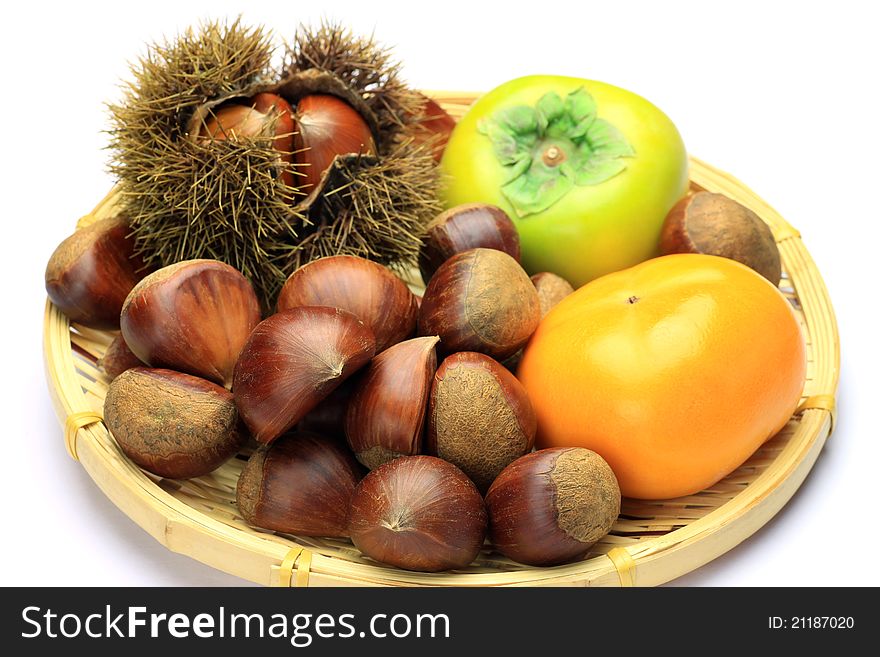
296,379,354,440
499,273,574,374
199,93,296,187
418,248,540,360
45,216,149,329
345,336,440,469
120,259,261,388
660,191,782,284
236,432,363,537
293,94,376,192
409,93,456,163
426,352,536,493
233,306,376,445
277,255,418,352
97,334,145,380
104,367,246,479
530,272,575,317
485,448,620,566
418,204,520,284
347,456,487,572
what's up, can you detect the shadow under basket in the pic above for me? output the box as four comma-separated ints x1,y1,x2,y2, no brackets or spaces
43,93,839,587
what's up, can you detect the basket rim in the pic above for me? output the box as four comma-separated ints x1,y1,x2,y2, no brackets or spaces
43,148,839,586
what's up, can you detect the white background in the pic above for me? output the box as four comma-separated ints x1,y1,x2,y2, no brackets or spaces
1,0,877,586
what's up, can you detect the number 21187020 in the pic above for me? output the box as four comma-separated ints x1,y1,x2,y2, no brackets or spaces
769,616,854,629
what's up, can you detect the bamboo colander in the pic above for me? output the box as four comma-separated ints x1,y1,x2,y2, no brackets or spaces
43,93,839,587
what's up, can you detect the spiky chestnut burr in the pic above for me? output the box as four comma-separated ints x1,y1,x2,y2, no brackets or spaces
108,20,440,308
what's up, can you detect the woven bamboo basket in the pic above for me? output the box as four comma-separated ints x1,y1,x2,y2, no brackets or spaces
43,92,839,587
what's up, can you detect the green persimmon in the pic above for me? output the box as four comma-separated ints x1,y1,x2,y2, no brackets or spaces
440,75,688,287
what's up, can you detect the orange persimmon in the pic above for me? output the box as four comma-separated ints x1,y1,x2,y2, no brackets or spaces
518,254,806,499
